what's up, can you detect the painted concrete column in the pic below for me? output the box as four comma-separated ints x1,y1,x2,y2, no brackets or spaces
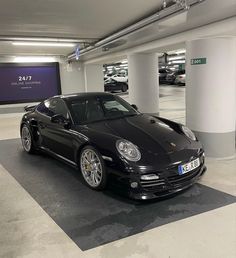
128,53,159,114
186,38,236,158
60,62,85,94
84,64,104,92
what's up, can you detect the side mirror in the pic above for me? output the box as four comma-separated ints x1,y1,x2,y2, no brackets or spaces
51,114,71,129
131,104,138,111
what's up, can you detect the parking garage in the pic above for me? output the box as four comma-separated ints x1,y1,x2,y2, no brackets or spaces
0,1,236,258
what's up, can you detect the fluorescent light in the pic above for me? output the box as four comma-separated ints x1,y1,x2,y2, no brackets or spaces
13,56,57,63
120,64,128,67
169,56,185,61
172,60,186,64
121,60,128,64
12,41,76,47
175,49,186,54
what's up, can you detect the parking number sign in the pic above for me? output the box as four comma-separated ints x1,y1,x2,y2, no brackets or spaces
191,58,207,65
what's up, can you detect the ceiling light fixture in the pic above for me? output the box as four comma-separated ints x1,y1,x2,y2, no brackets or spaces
172,60,186,64
175,49,186,54
169,56,185,61
13,56,57,63
12,42,76,47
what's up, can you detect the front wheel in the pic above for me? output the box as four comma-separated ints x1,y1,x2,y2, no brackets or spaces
21,124,36,154
80,146,107,190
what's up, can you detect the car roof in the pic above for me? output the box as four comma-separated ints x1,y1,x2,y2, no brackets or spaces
56,92,114,101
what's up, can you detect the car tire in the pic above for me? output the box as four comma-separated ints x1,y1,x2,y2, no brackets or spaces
80,145,107,190
21,124,37,154
121,83,128,92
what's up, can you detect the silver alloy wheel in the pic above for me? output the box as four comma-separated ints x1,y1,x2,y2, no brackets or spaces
21,125,32,152
80,149,103,187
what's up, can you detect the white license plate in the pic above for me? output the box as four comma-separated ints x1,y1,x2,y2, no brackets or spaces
178,158,200,175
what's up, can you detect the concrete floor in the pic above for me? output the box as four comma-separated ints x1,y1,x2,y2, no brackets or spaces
0,85,235,258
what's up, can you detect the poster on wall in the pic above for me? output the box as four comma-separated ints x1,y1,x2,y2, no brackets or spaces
0,62,61,104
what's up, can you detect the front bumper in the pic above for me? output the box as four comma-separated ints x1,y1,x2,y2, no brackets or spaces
108,154,206,200
128,165,206,200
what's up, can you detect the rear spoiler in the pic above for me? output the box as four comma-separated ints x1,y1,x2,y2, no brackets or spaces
24,104,37,112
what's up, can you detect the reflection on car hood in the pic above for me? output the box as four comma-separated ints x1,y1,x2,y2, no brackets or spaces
83,114,190,154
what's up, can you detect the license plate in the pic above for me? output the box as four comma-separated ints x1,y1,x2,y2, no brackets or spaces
178,158,200,175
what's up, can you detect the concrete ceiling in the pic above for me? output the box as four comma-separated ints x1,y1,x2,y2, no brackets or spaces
0,0,162,39
0,0,164,56
81,0,236,62
0,0,235,58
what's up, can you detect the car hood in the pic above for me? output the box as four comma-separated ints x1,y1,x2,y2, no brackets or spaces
80,114,190,155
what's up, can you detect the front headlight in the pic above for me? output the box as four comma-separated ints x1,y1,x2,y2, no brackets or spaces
181,125,197,141
116,139,141,162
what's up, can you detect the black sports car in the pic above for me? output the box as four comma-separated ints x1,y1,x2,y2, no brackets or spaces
104,78,128,92
20,92,206,200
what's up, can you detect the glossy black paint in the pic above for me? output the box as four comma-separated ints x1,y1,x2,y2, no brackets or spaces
20,92,206,200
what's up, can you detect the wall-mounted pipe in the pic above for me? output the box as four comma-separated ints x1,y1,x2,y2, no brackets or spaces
67,0,205,61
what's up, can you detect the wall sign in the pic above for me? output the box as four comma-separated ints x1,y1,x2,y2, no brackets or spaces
191,58,207,65
0,62,61,104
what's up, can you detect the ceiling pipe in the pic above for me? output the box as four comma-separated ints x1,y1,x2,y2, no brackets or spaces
67,0,205,61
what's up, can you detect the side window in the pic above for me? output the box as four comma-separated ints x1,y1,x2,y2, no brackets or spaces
37,100,54,117
37,98,69,119
51,98,69,119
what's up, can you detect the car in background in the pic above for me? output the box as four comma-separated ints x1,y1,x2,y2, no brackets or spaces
20,92,206,200
175,72,186,86
159,68,171,84
111,74,128,83
104,78,128,92
166,70,185,85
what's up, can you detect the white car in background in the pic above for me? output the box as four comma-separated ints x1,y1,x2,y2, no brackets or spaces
111,74,128,83
175,73,186,85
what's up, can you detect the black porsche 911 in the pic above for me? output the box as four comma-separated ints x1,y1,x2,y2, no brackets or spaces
20,92,206,200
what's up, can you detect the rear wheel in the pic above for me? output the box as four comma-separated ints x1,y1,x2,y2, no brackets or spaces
80,146,107,190
21,124,37,154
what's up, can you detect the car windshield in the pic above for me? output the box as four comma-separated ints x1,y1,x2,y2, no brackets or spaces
68,95,139,124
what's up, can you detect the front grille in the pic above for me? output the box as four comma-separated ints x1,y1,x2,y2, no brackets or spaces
140,160,204,191
167,168,201,186
139,152,204,192
140,178,165,189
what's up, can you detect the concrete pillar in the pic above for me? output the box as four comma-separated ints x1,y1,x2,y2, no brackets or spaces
84,64,104,92
186,38,236,158
59,62,85,94
128,53,159,114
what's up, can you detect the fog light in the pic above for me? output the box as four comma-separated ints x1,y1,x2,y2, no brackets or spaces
141,174,159,180
130,182,138,188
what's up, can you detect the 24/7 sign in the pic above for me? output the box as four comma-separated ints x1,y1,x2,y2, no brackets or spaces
191,58,207,65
